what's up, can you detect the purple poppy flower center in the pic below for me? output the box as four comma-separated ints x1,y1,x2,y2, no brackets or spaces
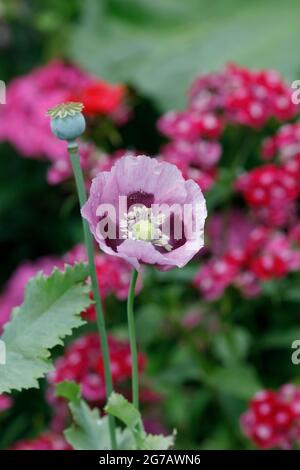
102,190,187,254
120,205,172,252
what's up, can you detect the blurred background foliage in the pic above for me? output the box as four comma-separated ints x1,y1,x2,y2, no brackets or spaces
68,0,300,110
1,0,300,450
2,0,300,105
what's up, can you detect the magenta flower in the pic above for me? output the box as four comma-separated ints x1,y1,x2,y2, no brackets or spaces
11,432,71,450
0,61,130,185
241,385,300,449
82,155,207,271
0,256,63,333
0,60,91,159
0,394,13,412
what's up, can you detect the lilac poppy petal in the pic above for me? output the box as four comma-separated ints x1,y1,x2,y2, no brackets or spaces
113,155,187,204
117,239,178,271
81,172,110,238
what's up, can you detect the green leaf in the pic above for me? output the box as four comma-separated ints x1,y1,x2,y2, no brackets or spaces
212,327,251,366
58,388,174,450
0,263,91,394
283,288,300,302
66,400,112,450
140,433,176,451
105,392,141,431
57,383,135,450
56,380,81,403
105,392,175,450
208,365,261,400
69,0,300,110
158,345,203,385
135,305,165,346
200,425,235,450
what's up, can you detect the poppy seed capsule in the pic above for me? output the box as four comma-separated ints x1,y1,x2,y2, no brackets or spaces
50,113,86,141
46,102,86,141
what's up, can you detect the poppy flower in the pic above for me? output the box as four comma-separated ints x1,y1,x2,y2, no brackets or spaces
82,154,207,271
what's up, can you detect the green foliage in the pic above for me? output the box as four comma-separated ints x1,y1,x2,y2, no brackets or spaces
211,328,251,366
56,384,174,450
208,365,261,400
105,392,175,450
64,399,134,450
56,382,117,450
55,380,81,403
0,264,91,394
0,150,82,287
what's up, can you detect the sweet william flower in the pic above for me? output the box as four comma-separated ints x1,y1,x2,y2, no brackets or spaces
68,80,126,116
189,63,298,127
262,122,300,162
0,61,132,185
241,385,300,449
48,333,147,404
0,60,91,160
0,394,13,412
236,164,299,227
46,333,150,431
0,256,63,333
0,245,143,331
11,432,71,450
81,155,207,271
160,140,221,191
64,244,143,321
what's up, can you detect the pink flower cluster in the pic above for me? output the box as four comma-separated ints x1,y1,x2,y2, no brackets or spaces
189,63,298,127
158,109,222,192
159,139,220,192
0,61,129,184
236,164,298,227
158,64,298,193
0,394,13,412
235,119,300,231
262,122,300,162
46,333,148,432
11,432,70,450
156,64,300,301
0,256,63,333
64,244,142,321
0,61,90,157
241,385,300,449
194,218,300,301
48,333,146,404
0,245,141,332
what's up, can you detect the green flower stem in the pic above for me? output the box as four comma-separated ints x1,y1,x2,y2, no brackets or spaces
127,269,139,410
68,143,117,450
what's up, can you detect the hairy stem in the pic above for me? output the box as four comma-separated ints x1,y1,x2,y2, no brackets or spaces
68,143,117,450
127,269,139,410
